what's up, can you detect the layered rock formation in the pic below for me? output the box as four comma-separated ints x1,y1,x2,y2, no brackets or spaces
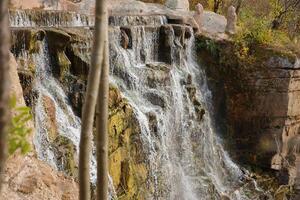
196,35,300,195
9,0,82,11
10,25,151,198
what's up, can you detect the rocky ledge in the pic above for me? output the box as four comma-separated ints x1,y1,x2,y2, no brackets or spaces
196,35,300,198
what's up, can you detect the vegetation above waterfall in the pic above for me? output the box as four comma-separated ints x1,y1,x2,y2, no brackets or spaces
141,0,300,53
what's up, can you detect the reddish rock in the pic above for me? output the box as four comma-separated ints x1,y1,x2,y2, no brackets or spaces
9,53,35,144
42,95,58,141
0,155,79,200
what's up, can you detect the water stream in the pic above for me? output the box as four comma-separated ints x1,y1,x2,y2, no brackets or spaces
108,18,270,199
10,10,270,200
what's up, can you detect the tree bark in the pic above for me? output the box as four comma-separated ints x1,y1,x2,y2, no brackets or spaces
0,0,10,192
235,0,243,14
96,21,109,200
79,0,108,199
214,0,222,13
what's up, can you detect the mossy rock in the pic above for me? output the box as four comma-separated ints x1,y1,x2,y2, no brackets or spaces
107,86,149,199
52,135,78,178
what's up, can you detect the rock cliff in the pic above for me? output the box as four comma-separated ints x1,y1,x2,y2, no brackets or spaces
196,35,300,197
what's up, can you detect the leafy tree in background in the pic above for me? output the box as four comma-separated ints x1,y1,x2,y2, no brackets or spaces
213,0,223,13
270,0,300,33
8,96,32,155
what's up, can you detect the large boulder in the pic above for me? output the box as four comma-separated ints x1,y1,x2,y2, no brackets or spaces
165,0,189,11
0,155,79,200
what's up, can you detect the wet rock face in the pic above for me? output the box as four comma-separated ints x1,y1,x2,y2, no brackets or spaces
52,135,78,177
108,86,149,199
12,26,150,199
120,27,132,49
159,25,174,64
196,36,300,187
42,95,58,142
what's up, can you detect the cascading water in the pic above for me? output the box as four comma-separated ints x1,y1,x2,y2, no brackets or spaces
9,10,94,28
13,37,117,199
17,38,97,182
9,7,272,200
108,17,271,199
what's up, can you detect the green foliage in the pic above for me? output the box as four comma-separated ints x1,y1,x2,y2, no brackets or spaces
237,9,273,44
196,38,220,58
232,8,294,59
8,96,32,155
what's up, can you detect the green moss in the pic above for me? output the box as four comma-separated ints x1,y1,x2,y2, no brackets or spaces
196,37,220,59
57,51,71,80
107,86,149,199
52,135,78,178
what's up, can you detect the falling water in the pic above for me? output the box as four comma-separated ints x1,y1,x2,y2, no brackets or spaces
9,9,272,199
9,10,94,28
108,16,271,199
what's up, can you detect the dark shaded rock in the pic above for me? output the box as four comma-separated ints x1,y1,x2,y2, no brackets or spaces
120,26,132,49
11,29,45,56
147,112,158,136
18,70,37,107
143,92,166,108
68,78,86,116
166,14,199,32
186,85,205,121
45,29,72,81
159,25,174,64
185,26,192,39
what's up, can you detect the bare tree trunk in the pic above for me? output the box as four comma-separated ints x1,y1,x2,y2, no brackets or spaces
96,20,109,200
214,0,222,13
79,0,108,199
235,0,243,14
0,0,10,192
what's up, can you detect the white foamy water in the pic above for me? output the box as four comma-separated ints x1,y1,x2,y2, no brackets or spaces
10,10,271,199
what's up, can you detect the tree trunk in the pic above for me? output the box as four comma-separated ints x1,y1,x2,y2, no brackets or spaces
96,20,109,200
235,0,243,14
214,0,221,13
0,0,10,192
79,0,108,199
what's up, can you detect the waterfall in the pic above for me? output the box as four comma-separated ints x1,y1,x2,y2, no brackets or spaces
16,37,120,198
108,17,270,199
9,9,271,200
9,10,94,28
